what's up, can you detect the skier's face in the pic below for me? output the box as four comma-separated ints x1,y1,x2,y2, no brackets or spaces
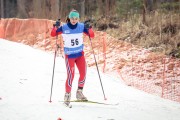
70,17,79,25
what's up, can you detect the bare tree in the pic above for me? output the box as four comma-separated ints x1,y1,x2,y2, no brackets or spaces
143,0,147,24
32,0,38,18
50,0,59,19
97,0,104,17
80,0,85,18
105,0,116,18
17,0,28,18
146,0,153,11
0,0,4,18
59,0,64,19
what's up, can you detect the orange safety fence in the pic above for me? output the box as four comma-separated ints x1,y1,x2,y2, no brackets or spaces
87,31,180,103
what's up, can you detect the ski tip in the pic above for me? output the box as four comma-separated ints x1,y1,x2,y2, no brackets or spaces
69,105,72,108
63,103,72,108
57,117,63,120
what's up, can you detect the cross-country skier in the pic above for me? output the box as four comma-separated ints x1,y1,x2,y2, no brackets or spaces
51,10,94,106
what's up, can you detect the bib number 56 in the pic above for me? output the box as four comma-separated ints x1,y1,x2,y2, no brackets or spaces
71,39,79,46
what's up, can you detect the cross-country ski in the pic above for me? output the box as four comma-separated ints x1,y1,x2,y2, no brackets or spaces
59,100,119,106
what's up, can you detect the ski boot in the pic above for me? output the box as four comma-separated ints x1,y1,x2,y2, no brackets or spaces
76,89,88,101
64,92,72,107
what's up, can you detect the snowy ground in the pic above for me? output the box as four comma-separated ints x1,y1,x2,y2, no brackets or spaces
0,38,180,120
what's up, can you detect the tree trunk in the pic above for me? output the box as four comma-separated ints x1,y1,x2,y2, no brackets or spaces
109,0,116,16
60,0,64,19
97,0,103,17
146,0,153,11
153,0,158,10
17,0,28,18
51,0,59,19
80,0,85,19
0,0,4,18
143,0,147,24
105,0,109,18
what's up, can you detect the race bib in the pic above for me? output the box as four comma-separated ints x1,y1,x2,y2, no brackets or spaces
62,33,84,55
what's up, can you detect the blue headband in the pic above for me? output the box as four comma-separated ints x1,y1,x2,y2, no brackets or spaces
69,11,79,18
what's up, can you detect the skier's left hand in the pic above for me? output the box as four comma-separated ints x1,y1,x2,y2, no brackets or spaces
85,23,92,29
84,19,92,29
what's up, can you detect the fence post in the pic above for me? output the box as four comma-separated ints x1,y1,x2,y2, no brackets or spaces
162,57,166,98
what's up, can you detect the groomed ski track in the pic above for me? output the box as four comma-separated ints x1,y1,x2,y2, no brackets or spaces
0,39,180,120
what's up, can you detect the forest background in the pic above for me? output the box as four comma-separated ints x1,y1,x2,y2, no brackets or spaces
0,0,180,57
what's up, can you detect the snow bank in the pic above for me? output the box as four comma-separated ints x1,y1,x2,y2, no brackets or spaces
1,39,180,120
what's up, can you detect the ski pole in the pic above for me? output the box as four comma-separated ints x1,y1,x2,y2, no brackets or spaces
88,35,107,100
49,19,61,103
49,35,58,103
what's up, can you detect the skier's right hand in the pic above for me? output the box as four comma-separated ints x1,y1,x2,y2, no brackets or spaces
53,19,61,28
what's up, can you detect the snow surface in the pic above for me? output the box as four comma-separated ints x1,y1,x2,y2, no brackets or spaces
0,38,180,120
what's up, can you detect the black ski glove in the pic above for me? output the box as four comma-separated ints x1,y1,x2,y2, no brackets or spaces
53,19,61,28
84,19,92,29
